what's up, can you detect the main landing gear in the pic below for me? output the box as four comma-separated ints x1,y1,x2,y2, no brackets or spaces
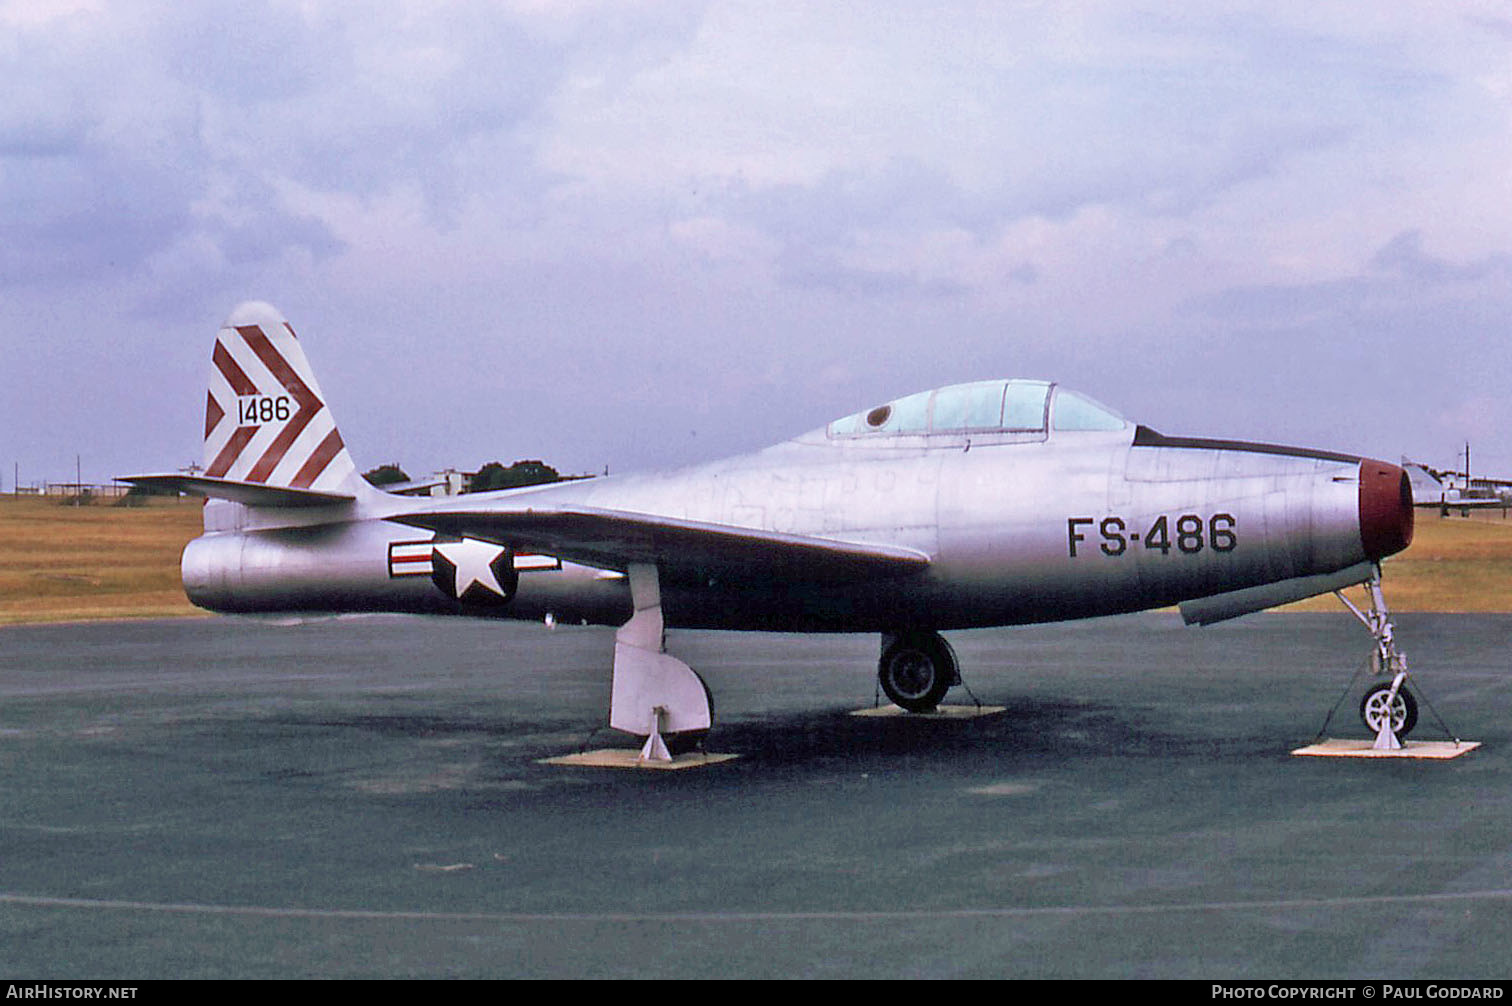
877,629,960,712
605,587,975,761
609,563,713,761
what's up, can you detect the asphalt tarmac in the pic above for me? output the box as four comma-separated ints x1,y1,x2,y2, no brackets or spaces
2,612,1510,979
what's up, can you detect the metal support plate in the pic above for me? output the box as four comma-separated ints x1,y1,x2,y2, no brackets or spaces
538,750,739,770
850,704,1006,719
1291,739,1481,759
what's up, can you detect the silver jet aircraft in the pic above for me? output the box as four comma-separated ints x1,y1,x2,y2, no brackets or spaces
126,302,1418,757
1404,460,1511,515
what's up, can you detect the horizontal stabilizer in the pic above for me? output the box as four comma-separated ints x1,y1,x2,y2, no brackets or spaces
119,473,355,509
390,504,931,584
1179,561,1376,626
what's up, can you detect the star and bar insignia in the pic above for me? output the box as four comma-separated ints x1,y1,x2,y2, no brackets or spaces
430,538,518,606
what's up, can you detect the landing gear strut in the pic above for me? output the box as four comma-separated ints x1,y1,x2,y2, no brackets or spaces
1335,566,1415,747
878,630,959,712
611,563,713,760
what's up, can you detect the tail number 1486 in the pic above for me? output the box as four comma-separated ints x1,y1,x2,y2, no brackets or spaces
237,395,292,426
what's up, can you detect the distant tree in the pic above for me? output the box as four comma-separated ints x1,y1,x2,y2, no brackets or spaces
469,459,563,492
363,463,411,487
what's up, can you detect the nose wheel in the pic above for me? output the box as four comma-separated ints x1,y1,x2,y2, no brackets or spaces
1360,681,1418,740
878,630,958,712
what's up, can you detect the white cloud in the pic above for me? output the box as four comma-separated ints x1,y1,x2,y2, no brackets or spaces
4,1,1512,480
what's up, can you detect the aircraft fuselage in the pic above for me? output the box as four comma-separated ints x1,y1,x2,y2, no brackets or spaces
127,302,1421,740
181,422,1411,633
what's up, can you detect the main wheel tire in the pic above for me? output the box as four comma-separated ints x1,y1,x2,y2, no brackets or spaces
663,730,706,757
1360,682,1418,739
659,668,715,756
878,632,954,713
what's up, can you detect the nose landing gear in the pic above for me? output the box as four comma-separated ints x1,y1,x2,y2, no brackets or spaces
1294,564,1477,759
1335,567,1415,748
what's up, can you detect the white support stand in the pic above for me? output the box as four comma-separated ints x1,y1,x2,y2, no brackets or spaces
1372,674,1406,751
638,707,673,762
1334,566,1409,751
610,563,712,763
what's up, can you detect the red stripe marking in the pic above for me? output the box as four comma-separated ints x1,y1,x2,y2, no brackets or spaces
204,392,224,441
246,403,319,483
238,325,316,402
213,340,259,397
387,542,434,577
291,429,345,488
237,325,325,484
205,426,257,478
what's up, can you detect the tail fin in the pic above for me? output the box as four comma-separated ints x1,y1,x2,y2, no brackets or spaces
1400,459,1444,506
202,301,367,498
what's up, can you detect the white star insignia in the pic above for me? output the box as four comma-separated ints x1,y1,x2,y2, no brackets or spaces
434,538,509,598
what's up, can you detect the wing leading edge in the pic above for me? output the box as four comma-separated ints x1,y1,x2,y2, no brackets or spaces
389,504,932,585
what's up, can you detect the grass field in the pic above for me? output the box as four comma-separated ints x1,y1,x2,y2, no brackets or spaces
1287,508,1512,613
0,495,205,625
2,494,1511,625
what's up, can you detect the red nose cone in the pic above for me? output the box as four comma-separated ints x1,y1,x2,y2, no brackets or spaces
1359,460,1414,560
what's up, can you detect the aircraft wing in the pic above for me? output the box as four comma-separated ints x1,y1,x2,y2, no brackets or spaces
389,504,931,584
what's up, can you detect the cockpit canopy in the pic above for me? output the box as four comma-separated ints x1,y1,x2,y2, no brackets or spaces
826,380,1126,440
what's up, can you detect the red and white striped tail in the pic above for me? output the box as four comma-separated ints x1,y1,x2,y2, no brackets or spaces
202,302,358,495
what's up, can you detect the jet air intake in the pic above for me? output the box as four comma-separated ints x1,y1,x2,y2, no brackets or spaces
1359,460,1413,561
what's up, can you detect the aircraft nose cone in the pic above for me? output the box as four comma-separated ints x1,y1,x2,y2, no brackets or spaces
1359,459,1414,561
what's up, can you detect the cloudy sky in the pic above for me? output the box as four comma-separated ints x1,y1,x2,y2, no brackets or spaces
4,0,1510,488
